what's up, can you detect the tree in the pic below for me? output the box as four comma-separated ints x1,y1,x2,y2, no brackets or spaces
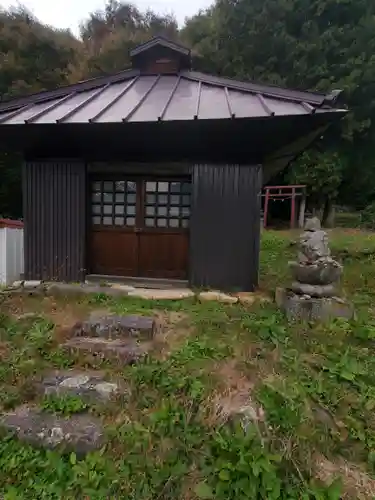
0,6,84,99
181,8,220,73
80,1,179,76
183,0,375,209
286,149,346,225
0,5,84,218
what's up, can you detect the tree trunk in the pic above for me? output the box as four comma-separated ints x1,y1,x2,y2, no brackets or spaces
312,205,324,222
298,194,306,228
322,198,335,228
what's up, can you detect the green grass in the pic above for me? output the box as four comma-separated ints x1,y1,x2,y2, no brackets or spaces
1,229,375,498
335,212,362,229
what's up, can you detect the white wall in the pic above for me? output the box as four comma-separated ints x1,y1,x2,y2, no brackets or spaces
0,226,24,286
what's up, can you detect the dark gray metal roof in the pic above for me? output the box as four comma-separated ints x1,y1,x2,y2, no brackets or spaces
0,70,346,125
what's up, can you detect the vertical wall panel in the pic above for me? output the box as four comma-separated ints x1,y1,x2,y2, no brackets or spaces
190,164,262,291
23,161,86,281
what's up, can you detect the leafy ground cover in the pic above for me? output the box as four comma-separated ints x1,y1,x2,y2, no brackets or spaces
0,229,375,499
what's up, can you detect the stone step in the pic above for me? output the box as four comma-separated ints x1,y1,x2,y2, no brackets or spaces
62,336,152,364
72,312,158,341
40,370,123,402
0,405,104,456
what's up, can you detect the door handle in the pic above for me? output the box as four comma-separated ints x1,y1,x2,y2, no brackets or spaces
134,227,142,233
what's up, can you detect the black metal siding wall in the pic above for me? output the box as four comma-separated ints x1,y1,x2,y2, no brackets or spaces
190,164,262,291
23,161,86,281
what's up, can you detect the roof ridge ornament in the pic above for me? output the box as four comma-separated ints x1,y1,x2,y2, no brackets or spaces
322,89,343,106
130,36,191,59
130,36,191,73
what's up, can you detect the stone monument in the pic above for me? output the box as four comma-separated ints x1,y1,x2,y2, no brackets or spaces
276,217,354,321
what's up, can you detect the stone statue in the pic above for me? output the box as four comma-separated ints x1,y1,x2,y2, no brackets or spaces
298,217,330,263
288,217,343,297
275,217,353,321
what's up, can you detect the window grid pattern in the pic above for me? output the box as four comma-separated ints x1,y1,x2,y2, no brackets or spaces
144,181,191,229
91,180,137,227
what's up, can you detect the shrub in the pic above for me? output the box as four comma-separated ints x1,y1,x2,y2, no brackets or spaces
360,202,375,230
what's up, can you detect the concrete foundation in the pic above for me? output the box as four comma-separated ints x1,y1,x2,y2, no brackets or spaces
275,287,355,322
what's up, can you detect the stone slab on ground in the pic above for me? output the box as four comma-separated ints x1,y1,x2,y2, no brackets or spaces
41,370,122,401
7,280,45,296
198,291,239,304
11,280,24,288
62,337,152,364
46,283,131,298
275,287,355,322
0,406,105,455
109,284,136,293
127,288,195,300
23,280,43,289
73,311,157,340
9,280,43,291
235,292,272,306
47,283,195,300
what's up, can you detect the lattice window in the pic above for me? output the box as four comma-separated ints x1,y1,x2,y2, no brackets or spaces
144,180,191,229
91,180,137,227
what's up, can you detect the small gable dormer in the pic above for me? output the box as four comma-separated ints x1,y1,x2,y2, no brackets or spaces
130,36,191,74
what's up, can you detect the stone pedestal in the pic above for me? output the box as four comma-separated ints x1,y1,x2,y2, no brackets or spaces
275,287,355,322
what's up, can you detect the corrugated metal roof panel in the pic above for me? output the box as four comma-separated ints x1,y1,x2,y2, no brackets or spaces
5,99,60,124
228,90,269,118
198,84,230,119
127,75,177,122
263,96,305,116
163,78,198,121
65,80,136,123
98,75,157,123
32,90,97,124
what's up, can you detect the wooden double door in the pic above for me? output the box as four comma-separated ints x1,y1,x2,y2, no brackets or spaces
89,176,191,280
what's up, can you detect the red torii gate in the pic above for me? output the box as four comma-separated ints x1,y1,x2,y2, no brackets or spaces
262,185,306,229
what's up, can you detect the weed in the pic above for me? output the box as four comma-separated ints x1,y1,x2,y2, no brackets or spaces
41,393,88,415
87,292,110,305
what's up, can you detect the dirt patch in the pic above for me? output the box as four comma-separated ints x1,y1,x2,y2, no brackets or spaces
209,389,265,427
214,359,255,393
0,341,10,361
314,454,375,499
1,295,93,343
0,295,45,317
153,311,193,359
48,307,90,342
204,359,264,427
180,467,204,500
153,310,189,327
